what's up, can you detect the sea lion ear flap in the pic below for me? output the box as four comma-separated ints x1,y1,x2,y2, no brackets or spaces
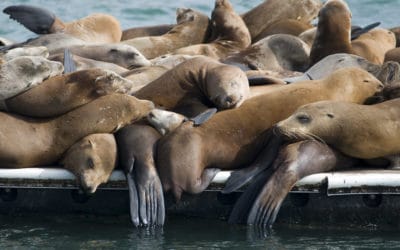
63,48,76,74
351,22,381,40
190,108,217,126
3,5,56,34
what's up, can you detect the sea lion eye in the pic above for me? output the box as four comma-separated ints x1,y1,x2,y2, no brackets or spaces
296,114,311,124
363,79,370,83
87,158,95,169
327,113,334,118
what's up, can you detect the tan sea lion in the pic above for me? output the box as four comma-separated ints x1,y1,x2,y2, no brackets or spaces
133,57,250,117
0,56,63,100
227,140,358,227
275,98,400,167
252,19,313,43
60,133,117,194
173,0,251,60
309,0,395,65
241,0,321,40
0,93,153,168
156,67,384,200
223,34,310,72
3,5,122,43
122,24,174,41
3,69,134,117
120,66,169,94
121,8,210,59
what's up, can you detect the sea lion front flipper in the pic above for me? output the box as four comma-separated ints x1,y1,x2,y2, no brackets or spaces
135,162,165,227
222,132,283,194
190,108,217,126
351,22,381,40
126,169,140,227
63,49,76,73
3,5,56,34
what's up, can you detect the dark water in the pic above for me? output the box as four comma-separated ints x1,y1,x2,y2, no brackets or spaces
1,0,400,248
2,215,400,249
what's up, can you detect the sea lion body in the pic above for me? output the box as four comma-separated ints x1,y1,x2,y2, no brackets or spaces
121,8,210,59
0,46,49,61
253,19,313,43
122,24,174,40
157,67,384,199
276,99,400,162
0,93,153,168
174,0,251,60
60,133,117,194
4,69,134,117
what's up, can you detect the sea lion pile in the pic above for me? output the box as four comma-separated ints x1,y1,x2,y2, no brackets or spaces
1,0,400,230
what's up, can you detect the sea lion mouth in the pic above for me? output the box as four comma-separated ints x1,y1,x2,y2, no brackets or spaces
273,124,326,144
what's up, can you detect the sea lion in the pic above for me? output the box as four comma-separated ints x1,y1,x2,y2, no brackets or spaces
252,19,313,43
309,0,395,66
0,56,63,100
223,34,310,72
3,5,122,43
227,140,358,227
150,54,200,69
275,98,400,167
3,69,135,117
60,133,117,194
0,46,49,61
122,24,174,41
156,67,384,200
389,26,400,47
241,0,321,40
284,53,381,83
173,0,251,60
120,66,169,94
49,53,128,74
133,57,250,117
0,93,153,168
51,44,151,69
115,123,164,227
121,8,210,59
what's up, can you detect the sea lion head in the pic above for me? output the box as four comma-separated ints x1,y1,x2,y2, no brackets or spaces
147,109,187,135
206,65,250,109
60,134,117,194
106,44,151,69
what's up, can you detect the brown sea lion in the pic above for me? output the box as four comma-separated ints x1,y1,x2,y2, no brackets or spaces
122,24,174,41
120,66,169,94
115,123,164,227
241,0,321,40
252,19,313,43
133,57,250,117
156,67,384,200
0,56,63,100
173,0,251,60
121,8,210,59
223,34,310,72
389,27,400,47
3,5,122,43
0,93,153,168
309,0,395,65
227,140,358,227
60,133,117,194
3,69,135,118
275,98,400,167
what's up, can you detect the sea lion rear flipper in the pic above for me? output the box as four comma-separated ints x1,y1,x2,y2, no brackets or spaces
135,163,165,227
190,108,217,126
3,5,56,34
222,132,283,194
126,170,140,227
351,22,381,40
63,49,76,73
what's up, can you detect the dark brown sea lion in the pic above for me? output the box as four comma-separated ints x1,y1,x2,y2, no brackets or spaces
121,8,210,59
228,140,358,227
60,133,117,194
133,57,250,117
0,93,153,168
275,98,400,167
3,69,134,118
3,5,122,43
174,0,251,60
156,67,383,200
